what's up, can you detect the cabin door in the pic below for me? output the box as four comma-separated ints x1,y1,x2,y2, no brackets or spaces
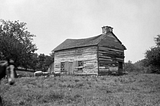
118,62,123,73
66,62,74,74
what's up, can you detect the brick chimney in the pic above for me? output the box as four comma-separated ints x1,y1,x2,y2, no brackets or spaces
102,26,113,34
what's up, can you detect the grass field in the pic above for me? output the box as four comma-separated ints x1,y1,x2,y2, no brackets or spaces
1,73,160,106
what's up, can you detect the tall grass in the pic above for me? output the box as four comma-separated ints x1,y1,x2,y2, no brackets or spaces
1,74,160,106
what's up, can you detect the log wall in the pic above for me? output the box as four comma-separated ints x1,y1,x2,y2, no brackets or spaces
54,46,98,75
98,46,124,74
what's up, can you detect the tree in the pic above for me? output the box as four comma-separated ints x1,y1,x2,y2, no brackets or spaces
154,35,160,47
124,60,137,72
134,59,148,73
27,53,39,71
145,35,160,73
36,54,53,71
0,19,37,68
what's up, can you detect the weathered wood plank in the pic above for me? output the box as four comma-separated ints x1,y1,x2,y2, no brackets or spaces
98,50,124,58
99,49,123,56
116,58,124,62
98,55,111,59
99,58,113,61
55,46,97,57
99,46,124,58
54,46,98,75
99,46,124,52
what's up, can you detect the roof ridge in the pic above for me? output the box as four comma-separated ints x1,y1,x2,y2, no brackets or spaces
66,34,102,40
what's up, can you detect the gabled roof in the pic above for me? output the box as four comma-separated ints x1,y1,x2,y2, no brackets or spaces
53,32,126,52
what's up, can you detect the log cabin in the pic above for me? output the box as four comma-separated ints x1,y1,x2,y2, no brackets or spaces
52,26,126,75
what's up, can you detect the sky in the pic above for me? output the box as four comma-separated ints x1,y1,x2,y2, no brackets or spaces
0,0,160,63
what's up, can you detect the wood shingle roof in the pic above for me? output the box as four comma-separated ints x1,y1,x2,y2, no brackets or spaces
53,32,126,52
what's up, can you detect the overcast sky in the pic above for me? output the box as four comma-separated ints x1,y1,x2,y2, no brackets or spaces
0,0,160,63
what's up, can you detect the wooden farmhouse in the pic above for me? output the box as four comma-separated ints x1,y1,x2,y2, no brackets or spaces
52,26,126,75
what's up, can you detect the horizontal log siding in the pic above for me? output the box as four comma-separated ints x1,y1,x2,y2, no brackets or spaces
54,46,98,75
98,46,124,73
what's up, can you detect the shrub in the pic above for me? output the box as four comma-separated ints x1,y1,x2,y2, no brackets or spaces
124,61,137,72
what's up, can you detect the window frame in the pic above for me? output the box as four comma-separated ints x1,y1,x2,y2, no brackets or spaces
60,62,65,72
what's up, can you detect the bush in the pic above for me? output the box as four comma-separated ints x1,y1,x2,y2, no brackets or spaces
124,61,137,72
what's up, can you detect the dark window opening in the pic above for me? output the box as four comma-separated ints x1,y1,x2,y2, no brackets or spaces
61,62,65,72
77,61,83,70
78,61,83,67
118,62,123,69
